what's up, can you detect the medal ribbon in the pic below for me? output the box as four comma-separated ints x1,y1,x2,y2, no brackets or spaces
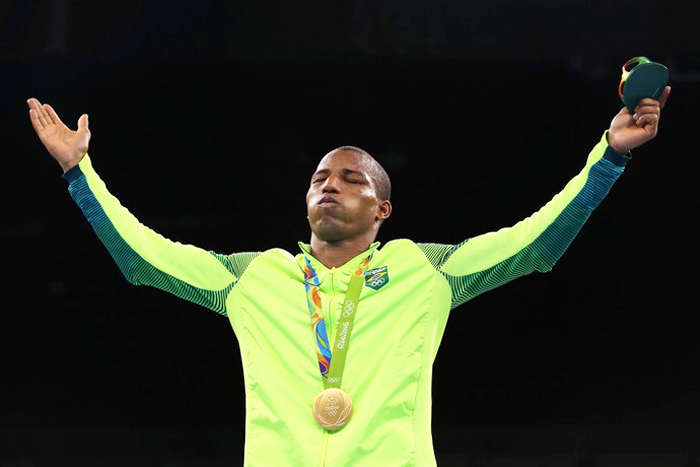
303,254,372,389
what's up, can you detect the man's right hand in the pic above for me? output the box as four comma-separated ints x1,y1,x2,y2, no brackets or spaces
27,97,91,173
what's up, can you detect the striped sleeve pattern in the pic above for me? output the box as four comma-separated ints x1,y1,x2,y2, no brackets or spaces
64,155,259,316
418,132,628,310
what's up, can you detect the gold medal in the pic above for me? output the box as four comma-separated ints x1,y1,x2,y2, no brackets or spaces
312,388,353,430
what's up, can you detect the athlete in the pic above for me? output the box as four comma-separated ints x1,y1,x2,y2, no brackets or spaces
27,87,670,467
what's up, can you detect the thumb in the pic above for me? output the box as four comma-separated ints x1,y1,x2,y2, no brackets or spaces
77,114,89,132
618,106,631,116
610,106,629,126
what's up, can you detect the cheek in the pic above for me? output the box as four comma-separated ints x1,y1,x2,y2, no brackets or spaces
355,195,378,218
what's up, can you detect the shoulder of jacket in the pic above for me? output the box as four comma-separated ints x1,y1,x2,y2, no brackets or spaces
379,238,421,254
258,247,296,261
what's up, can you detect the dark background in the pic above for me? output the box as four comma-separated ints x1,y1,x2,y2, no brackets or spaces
2,1,699,465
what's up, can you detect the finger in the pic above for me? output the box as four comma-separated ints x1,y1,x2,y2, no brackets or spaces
658,86,671,109
36,107,50,129
28,97,46,113
27,98,45,117
31,99,52,128
44,104,64,126
29,108,45,132
633,105,660,118
636,97,661,108
27,98,49,128
27,97,42,109
636,113,658,128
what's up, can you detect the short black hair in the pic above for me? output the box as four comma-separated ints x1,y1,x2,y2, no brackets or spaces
333,146,392,201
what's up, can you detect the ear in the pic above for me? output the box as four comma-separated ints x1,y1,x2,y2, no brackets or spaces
375,200,392,223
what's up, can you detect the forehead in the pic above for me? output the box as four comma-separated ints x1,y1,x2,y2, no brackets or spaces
314,150,371,173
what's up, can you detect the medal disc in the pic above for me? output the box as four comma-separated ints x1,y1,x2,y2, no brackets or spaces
618,58,669,114
312,388,353,430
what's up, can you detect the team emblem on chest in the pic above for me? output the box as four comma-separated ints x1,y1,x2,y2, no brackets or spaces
364,266,389,290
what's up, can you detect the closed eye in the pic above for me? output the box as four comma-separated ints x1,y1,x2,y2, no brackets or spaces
346,178,367,184
310,169,368,185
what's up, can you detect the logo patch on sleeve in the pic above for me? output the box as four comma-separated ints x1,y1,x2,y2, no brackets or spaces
364,266,389,290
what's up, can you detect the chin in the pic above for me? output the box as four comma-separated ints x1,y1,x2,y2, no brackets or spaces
310,220,348,243
308,212,341,236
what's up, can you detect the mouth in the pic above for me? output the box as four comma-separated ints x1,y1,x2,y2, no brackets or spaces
317,196,340,208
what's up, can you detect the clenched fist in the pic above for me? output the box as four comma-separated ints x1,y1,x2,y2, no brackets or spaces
607,86,671,155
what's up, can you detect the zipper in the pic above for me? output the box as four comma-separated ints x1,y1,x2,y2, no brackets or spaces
321,268,337,467
321,430,330,466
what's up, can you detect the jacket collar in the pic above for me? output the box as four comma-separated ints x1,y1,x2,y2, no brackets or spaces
297,241,381,274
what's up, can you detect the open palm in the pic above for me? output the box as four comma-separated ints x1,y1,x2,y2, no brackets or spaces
28,97,90,173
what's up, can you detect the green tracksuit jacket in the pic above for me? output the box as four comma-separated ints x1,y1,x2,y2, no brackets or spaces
62,131,629,466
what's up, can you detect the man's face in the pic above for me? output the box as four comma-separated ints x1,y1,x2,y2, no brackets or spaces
306,150,389,242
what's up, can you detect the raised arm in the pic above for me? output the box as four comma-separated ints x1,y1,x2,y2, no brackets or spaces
28,98,259,316
418,88,671,310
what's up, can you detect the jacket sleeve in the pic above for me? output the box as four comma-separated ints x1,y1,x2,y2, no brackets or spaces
417,131,630,310
63,154,260,316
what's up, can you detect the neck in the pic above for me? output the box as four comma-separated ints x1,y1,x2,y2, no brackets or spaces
310,232,376,269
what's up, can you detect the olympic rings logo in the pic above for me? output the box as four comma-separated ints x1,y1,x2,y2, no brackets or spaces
342,301,355,317
328,377,340,383
368,279,384,287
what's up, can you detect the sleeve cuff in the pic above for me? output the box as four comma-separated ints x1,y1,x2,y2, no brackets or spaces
61,155,89,183
602,145,632,167
62,163,84,183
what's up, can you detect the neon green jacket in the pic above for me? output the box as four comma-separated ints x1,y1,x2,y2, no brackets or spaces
63,132,628,466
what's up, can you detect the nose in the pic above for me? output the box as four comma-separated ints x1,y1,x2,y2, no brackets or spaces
321,174,340,193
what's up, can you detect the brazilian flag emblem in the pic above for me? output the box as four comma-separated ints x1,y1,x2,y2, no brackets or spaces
364,266,389,290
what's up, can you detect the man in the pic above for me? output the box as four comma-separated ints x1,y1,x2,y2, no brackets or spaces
27,87,670,466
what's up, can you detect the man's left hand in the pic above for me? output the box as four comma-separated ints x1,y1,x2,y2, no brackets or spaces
607,85,671,154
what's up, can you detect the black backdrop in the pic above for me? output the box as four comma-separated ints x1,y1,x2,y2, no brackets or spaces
2,1,699,465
